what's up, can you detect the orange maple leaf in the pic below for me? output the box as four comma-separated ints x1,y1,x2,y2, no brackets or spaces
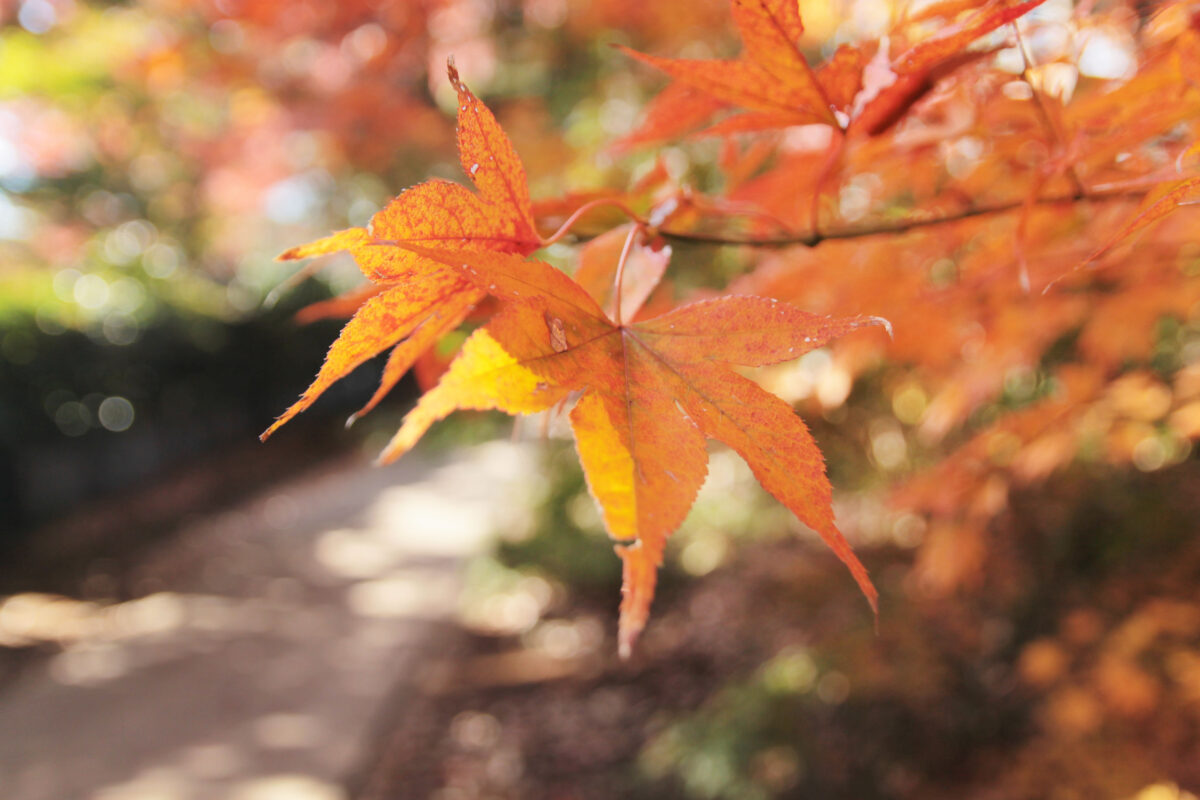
376,238,886,656
261,61,540,439
618,0,837,135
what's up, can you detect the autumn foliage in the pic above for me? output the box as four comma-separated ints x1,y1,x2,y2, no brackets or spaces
264,0,1200,655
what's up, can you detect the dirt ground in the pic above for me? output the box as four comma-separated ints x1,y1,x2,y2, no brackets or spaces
353,462,1200,800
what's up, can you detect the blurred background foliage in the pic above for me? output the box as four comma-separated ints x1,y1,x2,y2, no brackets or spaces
3,1,1200,798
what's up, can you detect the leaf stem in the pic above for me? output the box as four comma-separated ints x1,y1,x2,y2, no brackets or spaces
538,198,647,246
612,223,642,327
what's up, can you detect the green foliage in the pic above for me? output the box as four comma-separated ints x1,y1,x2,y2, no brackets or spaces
497,443,623,591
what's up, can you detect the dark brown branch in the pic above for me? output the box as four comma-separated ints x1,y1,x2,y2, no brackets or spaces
655,187,1148,249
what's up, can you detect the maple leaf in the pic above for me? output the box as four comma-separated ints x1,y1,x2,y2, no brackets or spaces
375,239,886,656
261,62,540,439
609,82,729,151
618,0,837,136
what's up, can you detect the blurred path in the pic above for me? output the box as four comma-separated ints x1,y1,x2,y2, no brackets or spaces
0,441,539,800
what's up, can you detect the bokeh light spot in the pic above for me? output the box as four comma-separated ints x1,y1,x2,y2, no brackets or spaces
98,396,135,432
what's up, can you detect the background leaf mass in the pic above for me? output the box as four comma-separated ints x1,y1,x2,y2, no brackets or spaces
263,0,1200,656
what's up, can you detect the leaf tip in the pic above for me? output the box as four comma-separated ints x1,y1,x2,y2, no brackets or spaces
615,539,659,661
260,412,293,442
866,585,880,634
375,437,407,467
866,315,894,340
446,55,463,92
617,615,645,660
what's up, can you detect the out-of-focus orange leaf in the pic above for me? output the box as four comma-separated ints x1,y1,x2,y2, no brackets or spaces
293,284,386,325
847,47,994,136
1080,176,1200,267
618,0,837,137
894,0,1047,76
573,225,671,322
817,43,869,116
609,83,728,150
376,244,885,655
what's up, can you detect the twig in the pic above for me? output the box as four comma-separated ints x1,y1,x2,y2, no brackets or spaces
538,198,646,246
655,187,1150,249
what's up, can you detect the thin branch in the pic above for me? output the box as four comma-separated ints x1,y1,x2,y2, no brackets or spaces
684,194,797,235
655,187,1151,249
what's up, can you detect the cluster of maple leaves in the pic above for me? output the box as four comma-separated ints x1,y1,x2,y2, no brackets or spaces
264,0,1200,653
